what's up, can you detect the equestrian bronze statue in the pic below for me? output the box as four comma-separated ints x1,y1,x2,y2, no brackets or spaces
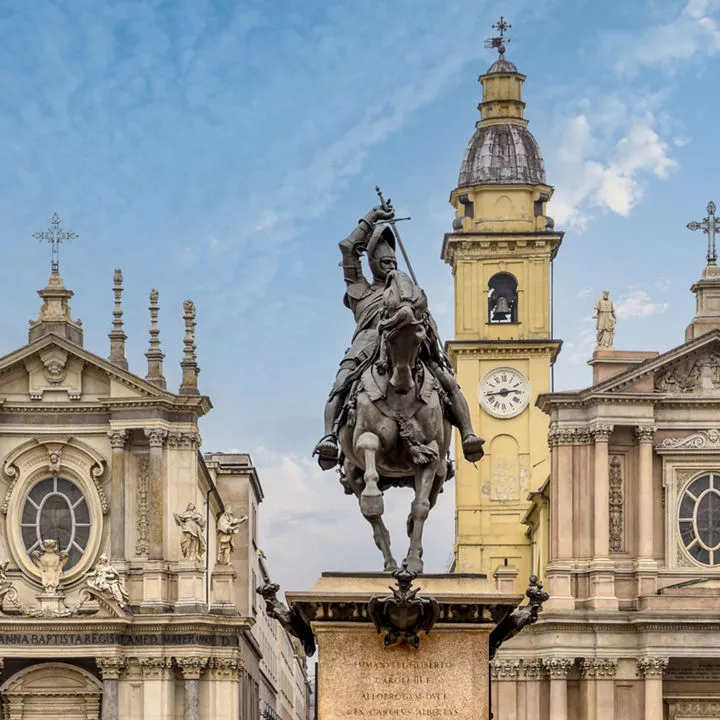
313,200,484,572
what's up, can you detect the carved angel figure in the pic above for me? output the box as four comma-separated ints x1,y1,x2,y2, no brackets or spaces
173,503,206,560
85,553,129,607
216,508,247,565
31,539,69,592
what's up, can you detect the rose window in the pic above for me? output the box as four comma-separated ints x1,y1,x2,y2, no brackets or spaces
679,473,720,566
21,477,91,570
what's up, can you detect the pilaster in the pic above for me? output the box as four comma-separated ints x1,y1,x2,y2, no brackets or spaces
520,660,543,720
579,658,617,720
108,430,129,562
137,657,175,720
491,659,520,720
635,425,659,596
205,658,243,720
637,657,668,720
543,657,574,720
144,428,168,561
588,423,617,609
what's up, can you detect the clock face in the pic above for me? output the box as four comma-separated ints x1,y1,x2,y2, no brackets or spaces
478,366,531,419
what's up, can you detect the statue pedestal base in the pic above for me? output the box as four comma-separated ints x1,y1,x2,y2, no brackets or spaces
288,572,522,720
35,592,70,616
175,560,205,611
210,566,236,612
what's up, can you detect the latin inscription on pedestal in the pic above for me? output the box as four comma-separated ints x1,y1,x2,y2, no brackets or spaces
318,629,489,720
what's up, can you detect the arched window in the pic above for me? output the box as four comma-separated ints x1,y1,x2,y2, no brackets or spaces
488,272,518,324
678,473,720,566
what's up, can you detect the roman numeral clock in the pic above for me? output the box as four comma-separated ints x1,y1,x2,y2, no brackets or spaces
478,366,531,419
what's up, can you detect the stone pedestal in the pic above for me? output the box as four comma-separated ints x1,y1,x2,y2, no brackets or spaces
175,560,205,611
210,566,236,611
288,572,522,720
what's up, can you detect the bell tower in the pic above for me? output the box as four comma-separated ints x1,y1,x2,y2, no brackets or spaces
443,20,563,579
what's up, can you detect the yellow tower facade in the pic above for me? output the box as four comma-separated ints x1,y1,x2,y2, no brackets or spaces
443,46,563,580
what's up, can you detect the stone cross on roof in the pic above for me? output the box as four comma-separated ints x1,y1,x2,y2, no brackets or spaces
33,213,78,273
687,201,720,266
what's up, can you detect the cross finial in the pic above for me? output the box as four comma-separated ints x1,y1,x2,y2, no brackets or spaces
484,16,511,57
687,201,720,265
32,213,78,273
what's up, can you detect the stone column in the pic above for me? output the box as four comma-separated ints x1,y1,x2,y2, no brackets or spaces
637,657,667,720
206,658,243,720
145,429,168,560
543,658,574,720
108,430,128,561
491,659,520,720
176,657,208,720
580,658,616,720
97,657,125,720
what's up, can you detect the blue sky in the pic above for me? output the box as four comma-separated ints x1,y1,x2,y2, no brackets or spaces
0,0,719,589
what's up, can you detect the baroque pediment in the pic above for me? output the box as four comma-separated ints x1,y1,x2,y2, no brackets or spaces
0,334,197,406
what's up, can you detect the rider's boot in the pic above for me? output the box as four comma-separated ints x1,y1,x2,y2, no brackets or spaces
447,385,485,463
313,434,340,470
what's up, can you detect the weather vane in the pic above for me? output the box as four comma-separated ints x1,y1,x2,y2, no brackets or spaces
687,201,720,266
484,16,511,58
33,213,78,273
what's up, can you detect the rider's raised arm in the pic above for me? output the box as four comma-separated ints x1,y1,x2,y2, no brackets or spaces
338,205,395,287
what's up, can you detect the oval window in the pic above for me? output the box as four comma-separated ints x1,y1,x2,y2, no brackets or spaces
679,473,720,566
21,477,91,570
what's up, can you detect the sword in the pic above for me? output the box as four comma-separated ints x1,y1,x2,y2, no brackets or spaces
375,185,418,285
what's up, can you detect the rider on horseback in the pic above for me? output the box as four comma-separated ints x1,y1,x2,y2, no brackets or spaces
313,203,485,470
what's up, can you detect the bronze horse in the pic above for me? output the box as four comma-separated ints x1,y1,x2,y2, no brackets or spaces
338,271,452,573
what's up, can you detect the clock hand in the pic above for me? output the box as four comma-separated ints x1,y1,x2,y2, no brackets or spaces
485,389,521,398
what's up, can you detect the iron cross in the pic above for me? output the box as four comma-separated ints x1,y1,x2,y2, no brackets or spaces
687,201,720,265
484,17,511,57
33,213,78,272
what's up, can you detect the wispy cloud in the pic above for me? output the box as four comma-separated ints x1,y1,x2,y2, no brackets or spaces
615,289,669,319
614,0,720,75
548,97,676,230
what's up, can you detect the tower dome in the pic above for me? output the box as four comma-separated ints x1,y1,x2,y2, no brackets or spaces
458,123,546,187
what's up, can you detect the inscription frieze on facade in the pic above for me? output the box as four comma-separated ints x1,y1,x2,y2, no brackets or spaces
609,456,624,553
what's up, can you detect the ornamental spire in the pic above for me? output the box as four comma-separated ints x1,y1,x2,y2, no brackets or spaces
484,16,511,59
108,269,128,370
145,289,166,389
687,201,720,266
33,213,78,274
178,299,199,395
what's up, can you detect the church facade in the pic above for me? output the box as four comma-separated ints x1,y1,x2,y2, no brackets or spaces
0,255,310,719
447,25,720,720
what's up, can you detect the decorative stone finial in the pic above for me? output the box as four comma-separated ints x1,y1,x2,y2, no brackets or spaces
108,269,128,370
179,299,200,395
145,288,166,389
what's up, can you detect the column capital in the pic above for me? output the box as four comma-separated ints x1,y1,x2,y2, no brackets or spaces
167,431,202,450
137,656,173,679
490,659,521,680
206,656,243,680
174,656,208,680
636,657,668,678
543,657,574,678
592,424,614,442
521,659,544,679
96,656,125,679
549,425,592,446
108,429,129,449
635,425,657,443
144,428,168,448
579,658,617,678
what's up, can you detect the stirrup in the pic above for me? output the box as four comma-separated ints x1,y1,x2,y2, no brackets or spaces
313,435,339,470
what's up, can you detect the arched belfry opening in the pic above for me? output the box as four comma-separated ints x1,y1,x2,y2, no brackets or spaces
488,272,518,323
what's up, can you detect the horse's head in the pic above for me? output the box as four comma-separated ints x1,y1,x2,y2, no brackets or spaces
377,271,428,394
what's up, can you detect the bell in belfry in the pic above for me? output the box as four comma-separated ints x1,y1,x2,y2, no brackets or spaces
494,294,511,319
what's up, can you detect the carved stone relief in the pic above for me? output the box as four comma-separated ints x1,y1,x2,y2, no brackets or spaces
668,701,720,718
655,352,720,394
658,429,720,450
135,455,150,557
609,455,624,553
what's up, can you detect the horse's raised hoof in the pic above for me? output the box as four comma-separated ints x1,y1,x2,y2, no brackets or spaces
461,433,485,463
403,556,423,574
360,492,384,518
383,559,398,573
313,435,339,470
